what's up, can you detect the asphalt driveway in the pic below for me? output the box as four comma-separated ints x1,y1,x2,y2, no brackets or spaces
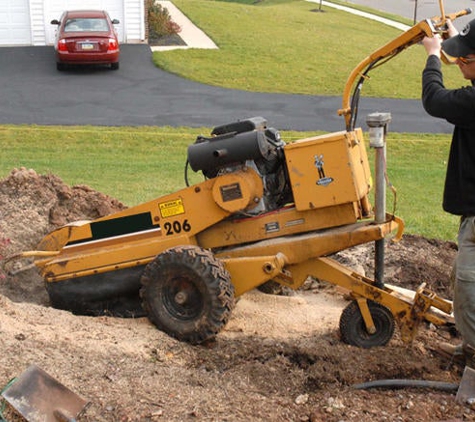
346,0,474,27
0,44,452,133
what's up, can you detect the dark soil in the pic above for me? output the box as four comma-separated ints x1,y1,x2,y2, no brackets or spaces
148,33,186,46
0,168,471,422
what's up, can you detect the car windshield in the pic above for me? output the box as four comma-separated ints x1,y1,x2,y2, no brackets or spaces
64,18,109,32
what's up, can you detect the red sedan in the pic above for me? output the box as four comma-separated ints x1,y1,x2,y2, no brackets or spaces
51,10,120,71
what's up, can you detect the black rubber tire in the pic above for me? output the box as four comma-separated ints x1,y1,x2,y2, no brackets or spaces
111,62,119,70
339,300,395,348
140,245,235,344
56,62,66,71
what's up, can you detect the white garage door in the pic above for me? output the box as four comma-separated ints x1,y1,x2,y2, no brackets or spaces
45,0,124,44
0,0,31,45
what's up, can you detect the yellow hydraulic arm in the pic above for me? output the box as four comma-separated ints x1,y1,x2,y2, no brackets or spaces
338,7,472,131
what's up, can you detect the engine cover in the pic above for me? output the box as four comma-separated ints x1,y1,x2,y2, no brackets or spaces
188,130,272,173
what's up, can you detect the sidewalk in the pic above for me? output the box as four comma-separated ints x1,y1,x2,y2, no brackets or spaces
151,1,218,51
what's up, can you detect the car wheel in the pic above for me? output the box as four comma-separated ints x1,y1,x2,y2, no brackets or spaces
111,62,119,70
56,62,67,71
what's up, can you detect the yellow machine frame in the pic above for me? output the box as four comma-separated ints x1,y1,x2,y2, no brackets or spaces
6,3,470,346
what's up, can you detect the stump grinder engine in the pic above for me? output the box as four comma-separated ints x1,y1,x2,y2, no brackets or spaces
6,3,471,347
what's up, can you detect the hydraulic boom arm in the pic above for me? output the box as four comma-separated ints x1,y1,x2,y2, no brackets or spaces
338,7,472,131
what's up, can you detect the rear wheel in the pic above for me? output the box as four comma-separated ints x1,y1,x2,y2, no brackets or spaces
111,62,119,70
339,300,395,348
56,62,67,71
140,245,235,344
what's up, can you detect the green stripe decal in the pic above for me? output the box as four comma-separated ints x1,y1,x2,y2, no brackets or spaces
66,212,156,245
90,212,155,240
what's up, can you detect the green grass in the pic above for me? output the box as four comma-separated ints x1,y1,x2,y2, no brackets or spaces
0,1,464,242
384,133,458,241
0,125,459,241
154,0,465,98
0,125,207,205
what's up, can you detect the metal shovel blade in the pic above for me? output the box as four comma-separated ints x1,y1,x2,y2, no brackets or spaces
456,366,475,405
1,364,88,422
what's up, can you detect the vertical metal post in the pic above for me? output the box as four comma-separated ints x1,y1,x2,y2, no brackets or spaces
413,0,418,24
366,112,391,289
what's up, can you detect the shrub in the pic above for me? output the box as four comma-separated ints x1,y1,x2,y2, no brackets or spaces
146,0,181,38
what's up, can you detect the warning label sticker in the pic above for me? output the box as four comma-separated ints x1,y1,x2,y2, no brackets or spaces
159,199,185,218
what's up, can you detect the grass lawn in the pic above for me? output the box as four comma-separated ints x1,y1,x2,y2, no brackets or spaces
0,1,463,242
153,0,465,98
0,125,459,241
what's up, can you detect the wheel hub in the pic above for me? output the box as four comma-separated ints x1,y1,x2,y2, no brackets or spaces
174,291,188,305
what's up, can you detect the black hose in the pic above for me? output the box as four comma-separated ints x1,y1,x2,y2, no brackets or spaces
348,60,378,131
352,379,459,392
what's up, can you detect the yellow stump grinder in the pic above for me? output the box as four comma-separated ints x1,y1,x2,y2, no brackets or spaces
6,2,471,347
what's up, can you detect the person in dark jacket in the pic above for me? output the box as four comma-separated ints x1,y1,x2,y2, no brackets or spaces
422,18,475,365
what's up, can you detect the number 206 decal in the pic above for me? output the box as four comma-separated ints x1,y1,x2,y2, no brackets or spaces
164,219,191,235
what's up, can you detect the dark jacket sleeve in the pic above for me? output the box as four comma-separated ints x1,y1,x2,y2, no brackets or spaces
422,55,475,128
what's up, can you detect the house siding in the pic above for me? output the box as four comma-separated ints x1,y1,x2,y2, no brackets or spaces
29,0,45,45
124,0,145,42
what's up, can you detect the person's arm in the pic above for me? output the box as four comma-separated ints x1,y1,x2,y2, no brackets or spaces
422,33,442,58
421,33,447,118
421,27,475,125
422,52,475,125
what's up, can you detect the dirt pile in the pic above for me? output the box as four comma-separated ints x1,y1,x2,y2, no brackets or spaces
335,234,457,298
0,167,126,253
0,169,472,422
0,168,126,304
